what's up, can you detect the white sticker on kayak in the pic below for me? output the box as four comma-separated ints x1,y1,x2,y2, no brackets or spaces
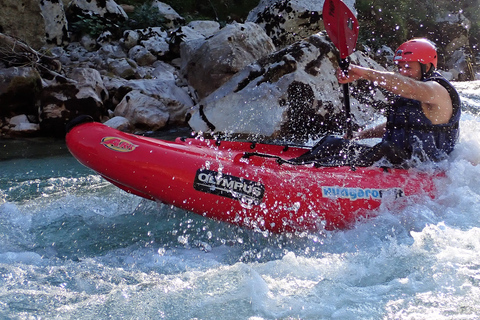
321,186,405,201
194,169,265,205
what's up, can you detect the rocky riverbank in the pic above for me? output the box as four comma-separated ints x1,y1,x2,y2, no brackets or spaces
0,0,478,141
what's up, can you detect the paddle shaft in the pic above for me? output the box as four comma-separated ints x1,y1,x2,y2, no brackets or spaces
339,58,352,139
342,83,352,139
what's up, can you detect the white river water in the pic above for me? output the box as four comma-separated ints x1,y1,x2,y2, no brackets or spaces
1,81,480,319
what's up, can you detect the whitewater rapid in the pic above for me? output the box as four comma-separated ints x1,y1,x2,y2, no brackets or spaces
1,81,480,319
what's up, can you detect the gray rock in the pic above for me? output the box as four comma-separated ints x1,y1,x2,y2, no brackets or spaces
104,77,194,125
128,45,157,66
114,90,170,130
40,0,69,46
188,33,388,141
108,58,138,79
181,22,276,99
104,116,134,132
151,0,185,28
0,0,47,49
247,0,355,48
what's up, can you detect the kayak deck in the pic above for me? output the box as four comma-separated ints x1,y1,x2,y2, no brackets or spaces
66,122,440,232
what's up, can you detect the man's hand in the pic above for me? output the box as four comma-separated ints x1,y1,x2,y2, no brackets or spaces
337,65,369,84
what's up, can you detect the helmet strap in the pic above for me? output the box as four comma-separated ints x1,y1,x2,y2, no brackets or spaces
420,63,434,80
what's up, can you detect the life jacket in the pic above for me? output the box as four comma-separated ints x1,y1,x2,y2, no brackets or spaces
383,71,461,162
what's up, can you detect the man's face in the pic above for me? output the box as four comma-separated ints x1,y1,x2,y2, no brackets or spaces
396,61,422,80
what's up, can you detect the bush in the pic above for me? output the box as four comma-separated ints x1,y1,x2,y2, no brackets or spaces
70,2,168,39
117,0,259,23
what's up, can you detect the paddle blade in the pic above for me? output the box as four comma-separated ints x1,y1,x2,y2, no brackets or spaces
322,0,359,59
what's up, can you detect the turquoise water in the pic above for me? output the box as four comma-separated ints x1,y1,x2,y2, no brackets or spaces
2,96,480,319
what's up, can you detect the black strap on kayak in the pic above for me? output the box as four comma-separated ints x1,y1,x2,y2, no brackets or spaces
242,152,352,168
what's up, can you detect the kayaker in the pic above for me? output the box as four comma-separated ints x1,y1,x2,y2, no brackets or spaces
304,38,461,168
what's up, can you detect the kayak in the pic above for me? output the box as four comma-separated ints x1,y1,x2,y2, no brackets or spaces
66,117,440,233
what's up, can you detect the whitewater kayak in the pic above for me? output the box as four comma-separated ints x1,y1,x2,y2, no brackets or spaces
65,117,440,233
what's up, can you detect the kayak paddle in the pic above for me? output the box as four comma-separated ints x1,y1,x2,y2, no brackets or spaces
322,0,359,139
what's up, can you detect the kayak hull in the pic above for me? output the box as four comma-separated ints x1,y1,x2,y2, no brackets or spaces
66,122,439,233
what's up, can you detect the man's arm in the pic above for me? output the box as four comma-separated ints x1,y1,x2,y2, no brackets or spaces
337,65,453,124
353,122,386,139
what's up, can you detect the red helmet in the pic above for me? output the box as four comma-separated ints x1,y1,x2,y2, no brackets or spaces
393,39,438,68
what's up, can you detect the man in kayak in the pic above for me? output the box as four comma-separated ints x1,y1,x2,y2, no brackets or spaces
298,38,461,167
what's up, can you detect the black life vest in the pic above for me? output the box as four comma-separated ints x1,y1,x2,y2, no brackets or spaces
383,72,461,162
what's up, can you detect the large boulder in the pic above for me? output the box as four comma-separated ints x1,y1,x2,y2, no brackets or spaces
435,12,475,80
0,67,42,118
113,90,170,130
66,0,128,21
0,0,46,49
7,114,40,136
187,32,389,141
38,68,108,137
170,20,221,59
105,77,194,128
65,0,128,42
40,0,69,46
246,0,355,48
181,22,276,99
122,27,170,59
150,0,185,28
0,0,68,48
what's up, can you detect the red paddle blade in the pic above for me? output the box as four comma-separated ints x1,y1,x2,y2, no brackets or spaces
322,0,359,59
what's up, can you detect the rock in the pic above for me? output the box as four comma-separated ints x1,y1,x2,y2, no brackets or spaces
0,67,42,118
98,43,128,60
107,58,138,79
104,77,194,125
8,114,40,134
122,30,141,50
128,45,157,66
120,4,135,14
66,0,128,21
38,68,108,137
247,0,355,48
186,20,221,37
40,0,69,46
170,21,221,60
80,35,98,51
135,60,177,81
113,90,170,130
140,34,170,59
104,116,134,132
0,0,47,49
121,27,170,61
69,68,109,103
150,0,185,28
181,22,276,99
445,49,474,81
435,12,474,80
96,31,114,46
187,32,389,141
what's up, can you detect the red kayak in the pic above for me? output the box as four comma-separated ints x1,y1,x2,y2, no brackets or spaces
66,118,440,233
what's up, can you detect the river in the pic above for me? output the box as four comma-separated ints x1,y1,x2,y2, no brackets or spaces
1,81,480,319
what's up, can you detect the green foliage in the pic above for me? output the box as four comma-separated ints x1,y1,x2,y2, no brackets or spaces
70,14,118,38
69,2,168,38
117,0,259,23
126,2,167,29
356,0,480,53
356,0,440,50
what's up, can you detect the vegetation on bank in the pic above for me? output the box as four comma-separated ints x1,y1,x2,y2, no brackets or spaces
117,0,259,23
356,0,479,53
